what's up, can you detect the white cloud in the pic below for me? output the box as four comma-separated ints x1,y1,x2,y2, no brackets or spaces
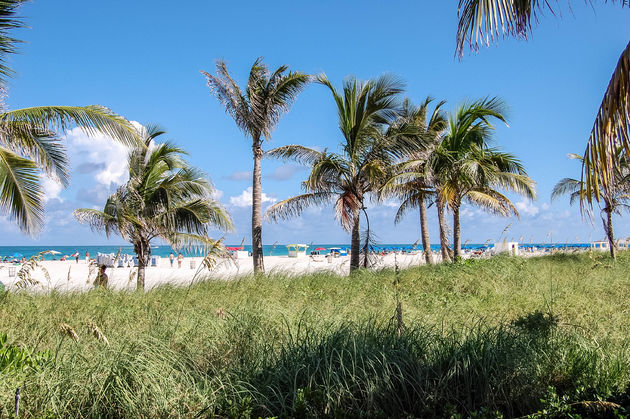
515,200,539,217
211,189,224,200
65,122,143,189
226,170,252,181
41,177,64,203
265,164,305,181
229,187,277,207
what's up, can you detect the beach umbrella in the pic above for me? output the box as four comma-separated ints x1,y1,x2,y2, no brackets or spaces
71,252,79,257
11,252,22,258
49,250,61,255
315,247,326,251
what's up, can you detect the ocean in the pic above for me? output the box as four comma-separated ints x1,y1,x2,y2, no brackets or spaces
0,243,591,260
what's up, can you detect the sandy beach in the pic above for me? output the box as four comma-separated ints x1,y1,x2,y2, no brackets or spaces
0,252,429,293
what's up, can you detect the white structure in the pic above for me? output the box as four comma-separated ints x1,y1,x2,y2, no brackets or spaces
591,241,609,252
233,250,249,259
287,244,309,258
493,242,519,256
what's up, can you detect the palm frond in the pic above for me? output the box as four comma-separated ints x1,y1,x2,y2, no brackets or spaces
265,144,323,165
265,192,334,222
0,146,42,234
582,40,630,206
0,122,68,185
1,105,138,145
73,208,118,236
456,0,553,57
0,0,24,84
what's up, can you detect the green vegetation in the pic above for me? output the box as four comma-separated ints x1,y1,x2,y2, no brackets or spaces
1,253,630,417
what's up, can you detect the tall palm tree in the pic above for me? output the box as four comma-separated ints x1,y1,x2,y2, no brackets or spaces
455,0,629,212
0,0,138,235
552,151,630,259
434,98,536,260
381,97,448,265
74,126,233,289
265,74,406,271
201,58,310,274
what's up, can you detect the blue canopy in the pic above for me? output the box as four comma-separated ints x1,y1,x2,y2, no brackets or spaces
11,252,22,258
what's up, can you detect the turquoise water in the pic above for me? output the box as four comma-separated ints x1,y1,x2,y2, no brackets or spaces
0,243,590,260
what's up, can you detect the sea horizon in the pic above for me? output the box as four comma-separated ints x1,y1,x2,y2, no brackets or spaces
0,242,592,259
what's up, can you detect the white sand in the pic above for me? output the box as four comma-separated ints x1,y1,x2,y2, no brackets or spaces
0,252,428,293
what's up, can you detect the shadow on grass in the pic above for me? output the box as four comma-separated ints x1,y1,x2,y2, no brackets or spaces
209,312,627,418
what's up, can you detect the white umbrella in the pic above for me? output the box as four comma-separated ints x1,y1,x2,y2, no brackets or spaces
49,250,61,255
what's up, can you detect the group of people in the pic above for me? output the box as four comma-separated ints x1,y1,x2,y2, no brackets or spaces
168,252,184,268
92,252,186,290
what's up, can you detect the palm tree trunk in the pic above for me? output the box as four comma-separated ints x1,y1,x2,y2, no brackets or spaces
350,209,361,271
453,205,461,261
606,209,617,260
436,195,451,263
135,239,150,290
252,141,265,274
419,197,433,265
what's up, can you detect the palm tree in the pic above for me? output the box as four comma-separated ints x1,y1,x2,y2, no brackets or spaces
381,97,448,265
434,98,536,260
455,0,629,212
74,126,233,289
0,1,138,235
201,58,310,274
552,151,630,259
265,74,406,271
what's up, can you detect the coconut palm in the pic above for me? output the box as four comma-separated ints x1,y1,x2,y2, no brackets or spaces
74,126,233,289
455,0,629,211
265,74,406,271
201,58,310,274
381,97,448,264
0,0,138,235
552,151,630,259
434,98,536,260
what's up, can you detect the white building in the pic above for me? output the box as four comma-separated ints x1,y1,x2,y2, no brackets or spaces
287,244,309,258
493,242,519,256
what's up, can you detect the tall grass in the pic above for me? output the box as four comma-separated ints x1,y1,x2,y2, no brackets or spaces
1,253,630,416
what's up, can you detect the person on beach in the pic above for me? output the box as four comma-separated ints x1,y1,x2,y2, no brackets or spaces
85,251,90,263
75,252,79,264
177,253,183,268
94,264,108,289
169,252,175,267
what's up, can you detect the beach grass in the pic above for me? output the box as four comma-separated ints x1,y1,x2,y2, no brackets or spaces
1,252,630,417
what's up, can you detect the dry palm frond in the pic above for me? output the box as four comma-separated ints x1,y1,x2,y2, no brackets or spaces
59,323,79,341
87,321,109,345
15,250,53,288
128,268,137,284
583,40,630,207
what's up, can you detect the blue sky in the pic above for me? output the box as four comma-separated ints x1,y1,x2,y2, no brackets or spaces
1,0,629,246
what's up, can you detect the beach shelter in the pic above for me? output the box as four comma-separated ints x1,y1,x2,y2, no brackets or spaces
286,244,309,258
226,246,249,259
590,241,609,251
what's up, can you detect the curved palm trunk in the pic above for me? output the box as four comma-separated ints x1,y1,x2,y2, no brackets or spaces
350,209,361,271
252,142,265,274
436,195,451,263
453,205,462,261
135,238,151,290
362,208,371,269
605,209,617,260
419,197,433,265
